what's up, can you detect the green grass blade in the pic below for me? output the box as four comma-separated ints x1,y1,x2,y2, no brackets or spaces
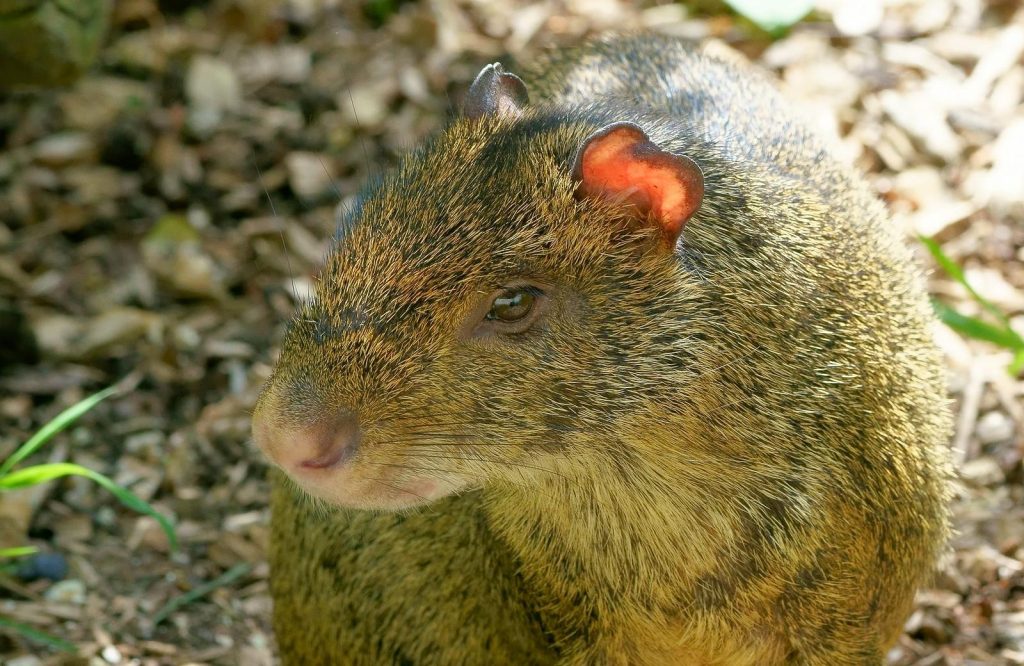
152,562,251,625
931,300,1024,349
0,386,118,477
0,616,76,652
0,463,178,551
0,546,39,559
920,236,1008,325
724,0,813,32
1010,349,1024,377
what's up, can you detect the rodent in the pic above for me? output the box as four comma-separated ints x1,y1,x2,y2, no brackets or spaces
252,34,952,665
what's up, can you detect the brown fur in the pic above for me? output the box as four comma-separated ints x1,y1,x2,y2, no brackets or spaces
255,34,952,665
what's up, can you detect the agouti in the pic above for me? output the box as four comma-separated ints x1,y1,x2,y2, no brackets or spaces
252,34,952,665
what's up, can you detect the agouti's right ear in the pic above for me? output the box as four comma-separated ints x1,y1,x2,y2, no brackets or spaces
463,63,529,120
572,122,704,250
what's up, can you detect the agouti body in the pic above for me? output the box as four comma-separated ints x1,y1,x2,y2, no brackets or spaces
253,34,952,665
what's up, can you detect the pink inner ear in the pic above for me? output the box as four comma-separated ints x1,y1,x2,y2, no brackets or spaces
576,124,704,245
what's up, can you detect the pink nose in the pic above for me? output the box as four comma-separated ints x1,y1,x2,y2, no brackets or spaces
253,410,360,475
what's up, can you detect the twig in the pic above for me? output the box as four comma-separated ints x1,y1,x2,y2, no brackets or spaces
152,563,251,626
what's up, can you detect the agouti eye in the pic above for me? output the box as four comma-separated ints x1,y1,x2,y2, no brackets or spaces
486,288,537,322
461,283,550,340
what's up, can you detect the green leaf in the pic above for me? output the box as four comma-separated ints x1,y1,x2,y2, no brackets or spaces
0,616,76,652
0,463,178,551
152,562,251,625
1010,349,1024,377
920,236,1008,325
0,546,38,559
0,385,118,478
931,300,1024,350
723,0,813,32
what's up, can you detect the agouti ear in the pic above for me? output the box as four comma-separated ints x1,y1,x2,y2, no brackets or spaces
463,63,529,120
572,122,704,249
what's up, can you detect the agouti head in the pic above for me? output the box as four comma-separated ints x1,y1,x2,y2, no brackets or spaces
253,63,715,510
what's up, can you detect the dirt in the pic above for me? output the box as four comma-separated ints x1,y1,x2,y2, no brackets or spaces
0,1,1021,664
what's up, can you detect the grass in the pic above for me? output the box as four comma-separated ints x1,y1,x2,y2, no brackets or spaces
922,235,1024,375
0,384,178,653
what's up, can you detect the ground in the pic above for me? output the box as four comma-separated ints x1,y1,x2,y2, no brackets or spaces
0,1,1022,664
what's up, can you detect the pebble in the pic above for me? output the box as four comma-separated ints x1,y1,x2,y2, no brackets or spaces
959,456,1005,487
59,77,155,132
879,87,963,162
77,308,164,359
987,117,1024,212
994,611,1024,650
285,151,337,201
6,656,42,666
339,79,395,128
33,132,97,167
101,644,123,664
185,55,243,132
832,0,883,37
975,410,1015,445
64,166,126,206
16,551,69,582
44,578,87,605
142,214,227,300
238,45,312,86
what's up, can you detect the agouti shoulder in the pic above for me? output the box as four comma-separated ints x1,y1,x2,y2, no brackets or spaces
253,33,952,665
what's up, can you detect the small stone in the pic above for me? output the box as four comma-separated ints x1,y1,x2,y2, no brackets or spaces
76,307,164,359
53,513,94,545
879,87,963,162
986,117,1024,212
237,645,274,666
975,410,1015,445
101,644,123,664
63,166,126,206
33,132,97,167
125,430,166,460
60,77,155,132
186,55,243,132
6,656,43,666
17,551,69,582
994,611,1024,650
285,152,337,200
832,0,883,37
339,79,395,129
959,456,1005,487
44,578,87,605
237,45,311,86
142,215,228,300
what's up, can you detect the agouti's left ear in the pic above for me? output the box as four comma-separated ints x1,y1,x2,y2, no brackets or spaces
572,122,704,249
463,63,529,120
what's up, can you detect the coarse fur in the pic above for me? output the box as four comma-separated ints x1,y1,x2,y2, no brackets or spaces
256,34,953,665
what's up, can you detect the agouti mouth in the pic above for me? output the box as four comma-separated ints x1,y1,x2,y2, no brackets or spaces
300,446,350,470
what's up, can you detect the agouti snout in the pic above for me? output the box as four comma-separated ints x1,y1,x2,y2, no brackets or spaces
254,35,952,665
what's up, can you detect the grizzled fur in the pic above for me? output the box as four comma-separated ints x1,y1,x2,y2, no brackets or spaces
258,34,952,665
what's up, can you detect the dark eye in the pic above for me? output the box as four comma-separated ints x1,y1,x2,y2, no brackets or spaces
486,288,539,322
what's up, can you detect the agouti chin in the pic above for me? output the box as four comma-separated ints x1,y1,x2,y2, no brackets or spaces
252,34,952,665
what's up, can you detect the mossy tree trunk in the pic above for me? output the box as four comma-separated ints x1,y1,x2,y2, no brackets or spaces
0,0,111,88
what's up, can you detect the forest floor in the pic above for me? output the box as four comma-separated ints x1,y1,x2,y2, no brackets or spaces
0,1,1022,664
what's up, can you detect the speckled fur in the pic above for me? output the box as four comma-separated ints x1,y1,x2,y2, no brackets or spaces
258,34,953,665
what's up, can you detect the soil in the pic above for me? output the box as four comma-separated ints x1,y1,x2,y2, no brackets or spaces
0,1,1022,664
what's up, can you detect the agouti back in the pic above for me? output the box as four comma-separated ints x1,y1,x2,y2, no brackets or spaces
253,34,952,665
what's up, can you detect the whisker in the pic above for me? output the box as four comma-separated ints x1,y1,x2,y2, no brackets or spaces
347,89,371,174
390,450,568,480
362,461,463,476
363,477,430,504
253,149,298,304
317,153,343,203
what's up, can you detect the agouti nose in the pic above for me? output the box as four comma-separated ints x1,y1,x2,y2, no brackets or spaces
253,410,361,474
